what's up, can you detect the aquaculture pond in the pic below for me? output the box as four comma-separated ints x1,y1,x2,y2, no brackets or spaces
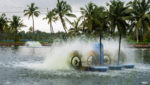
0,46,150,85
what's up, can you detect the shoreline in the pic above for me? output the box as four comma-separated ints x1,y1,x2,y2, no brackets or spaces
0,42,150,48
128,44,150,48
0,42,51,46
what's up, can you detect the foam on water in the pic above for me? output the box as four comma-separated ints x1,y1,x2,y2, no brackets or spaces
1,41,150,85
9,38,142,72
23,38,137,71
0,38,150,79
25,41,42,48
40,39,94,70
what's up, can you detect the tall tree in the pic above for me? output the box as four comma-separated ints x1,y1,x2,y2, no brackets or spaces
0,13,9,40
24,3,40,35
107,0,131,65
0,13,8,33
43,10,58,33
94,7,109,65
54,0,76,33
68,17,82,37
10,16,25,42
80,3,97,32
10,16,25,33
81,2,108,65
128,0,150,42
80,3,108,34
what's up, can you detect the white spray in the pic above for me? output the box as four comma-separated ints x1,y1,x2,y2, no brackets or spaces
39,38,136,70
41,39,94,70
15,38,136,71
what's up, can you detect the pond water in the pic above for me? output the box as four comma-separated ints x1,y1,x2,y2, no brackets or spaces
0,46,149,85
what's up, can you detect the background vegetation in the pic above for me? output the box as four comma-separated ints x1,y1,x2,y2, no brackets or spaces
0,0,150,44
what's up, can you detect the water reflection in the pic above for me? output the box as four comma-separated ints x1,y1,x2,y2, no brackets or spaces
135,48,150,64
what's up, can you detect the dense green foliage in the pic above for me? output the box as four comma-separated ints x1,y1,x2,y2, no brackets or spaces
0,0,150,44
0,31,66,43
53,0,76,32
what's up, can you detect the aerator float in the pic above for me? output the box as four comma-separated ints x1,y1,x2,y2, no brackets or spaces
68,42,134,72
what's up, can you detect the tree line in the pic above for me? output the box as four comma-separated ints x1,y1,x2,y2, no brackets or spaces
0,0,150,43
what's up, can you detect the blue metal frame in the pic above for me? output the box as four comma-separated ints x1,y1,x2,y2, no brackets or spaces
93,43,104,65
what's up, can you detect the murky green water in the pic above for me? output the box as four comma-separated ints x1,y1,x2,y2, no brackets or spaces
0,47,149,85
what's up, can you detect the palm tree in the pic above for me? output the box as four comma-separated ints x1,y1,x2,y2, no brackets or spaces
54,0,76,33
80,3,97,31
107,0,131,65
81,2,109,65
24,3,40,35
68,17,82,37
128,0,150,42
80,3,108,33
0,13,9,40
94,7,109,65
10,16,25,33
10,16,25,42
43,10,58,33
0,13,8,33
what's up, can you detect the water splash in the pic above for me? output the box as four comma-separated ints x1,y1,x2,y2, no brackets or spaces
103,38,136,64
25,41,42,48
38,38,136,70
13,38,137,71
41,39,94,70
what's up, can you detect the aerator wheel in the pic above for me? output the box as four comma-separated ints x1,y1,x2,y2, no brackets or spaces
104,55,111,65
103,51,113,65
87,51,98,66
68,51,82,69
71,56,82,69
87,56,97,66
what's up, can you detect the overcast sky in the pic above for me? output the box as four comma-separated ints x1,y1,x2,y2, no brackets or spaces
0,0,133,33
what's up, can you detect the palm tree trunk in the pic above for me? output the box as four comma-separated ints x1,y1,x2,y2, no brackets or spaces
99,32,103,65
141,28,144,42
110,26,114,37
140,28,143,42
59,13,67,40
50,22,54,33
117,32,122,65
82,20,86,35
59,13,67,33
136,28,139,43
32,15,35,40
110,29,113,36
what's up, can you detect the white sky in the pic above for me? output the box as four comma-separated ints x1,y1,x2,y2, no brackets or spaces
0,0,132,33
